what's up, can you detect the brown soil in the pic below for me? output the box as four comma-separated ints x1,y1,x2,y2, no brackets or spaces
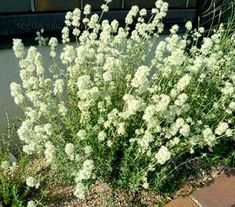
34,159,228,207
45,181,162,207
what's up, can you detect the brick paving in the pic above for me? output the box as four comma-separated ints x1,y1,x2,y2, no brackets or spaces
165,196,198,207
165,170,235,207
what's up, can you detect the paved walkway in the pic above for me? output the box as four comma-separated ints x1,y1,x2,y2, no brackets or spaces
165,170,235,207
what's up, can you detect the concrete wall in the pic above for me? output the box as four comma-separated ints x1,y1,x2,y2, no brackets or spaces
0,46,54,130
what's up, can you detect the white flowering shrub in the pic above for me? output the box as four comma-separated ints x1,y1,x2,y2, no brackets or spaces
10,0,235,201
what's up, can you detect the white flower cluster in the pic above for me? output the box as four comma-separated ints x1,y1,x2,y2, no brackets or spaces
215,122,229,135
27,201,36,207
10,82,24,105
122,94,145,118
131,66,151,90
11,0,235,201
125,6,139,25
203,128,216,147
44,141,55,163
26,176,40,188
13,39,25,58
74,159,94,199
48,37,58,57
65,143,75,160
155,146,171,165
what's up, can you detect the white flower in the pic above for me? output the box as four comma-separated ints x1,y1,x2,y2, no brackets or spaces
131,66,150,89
53,79,64,95
13,39,25,58
76,160,94,182
10,82,24,105
84,4,91,15
62,27,70,44
88,14,99,28
48,37,58,48
59,102,67,116
111,19,119,32
77,130,86,140
229,101,235,111
98,131,106,141
27,201,36,207
101,4,109,12
122,95,145,118
107,140,113,147
142,182,149,189
125,6,139,25
77,75,91,91
1,161,10,172
26,177,40,188
65,143,75,160
138,130,154,153
167,48,186,67
185,21,192,30
175,93,188,106
198,27,205,34
73,28,81,36
103,71,112,82
44,141,55,163
169,137,180,146
61,45,76,64
221,82,234,96
170,118,185,136
18,119,33,143
117,122,126,135
140,9,147,16
143,105,155,123
215,122,229,135
176,74,191,92
155,146,171,165
49,37,58,57
65,11,73,21
83,159,94,171
74,182,86,200
84,146,92,155
73,8,81,21
201,38,213,54
203,128,216,147
23,144,35,155
179,124,190,137
170,25,179,34
155,94,171,112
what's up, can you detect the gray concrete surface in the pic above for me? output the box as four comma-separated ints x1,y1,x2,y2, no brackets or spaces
0,45,54,130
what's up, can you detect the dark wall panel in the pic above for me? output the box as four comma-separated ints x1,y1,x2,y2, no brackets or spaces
83,0,122,9
34,0,81,11
0,0,31,13
124,0,188,9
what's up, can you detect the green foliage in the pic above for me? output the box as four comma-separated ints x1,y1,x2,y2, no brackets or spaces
0,125,37,207
0,156,30,206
